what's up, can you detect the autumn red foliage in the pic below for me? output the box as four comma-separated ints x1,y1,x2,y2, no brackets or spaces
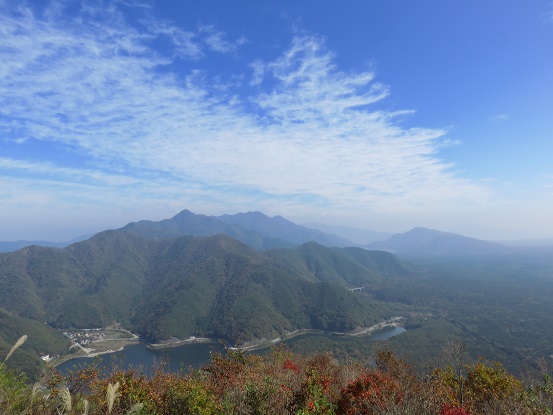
337,371,403,415
439,404,471,415
3,346,553,414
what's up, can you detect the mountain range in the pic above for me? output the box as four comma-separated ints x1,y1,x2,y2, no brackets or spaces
1,209,521,377
0,210,415,376
1,210,352,253
121,209,354,250
2,210,512,256
303,223,393,245
0,234,94,253
0,240,67,253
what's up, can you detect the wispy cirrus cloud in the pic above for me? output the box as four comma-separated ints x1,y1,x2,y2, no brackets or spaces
436,138,462,148
0,157,140,186
541,3,553,23
249,60,266,86
0,1,488,233
199,24,247,53
489,113,510,122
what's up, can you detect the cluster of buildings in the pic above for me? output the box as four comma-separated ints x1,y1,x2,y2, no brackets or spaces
63,329,103,346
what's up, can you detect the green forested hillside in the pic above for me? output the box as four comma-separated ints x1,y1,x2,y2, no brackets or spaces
367,252,553,375
268,243,413,286
4,223,553,381
0,308,69,377
0,230,409,374
0,232,154,329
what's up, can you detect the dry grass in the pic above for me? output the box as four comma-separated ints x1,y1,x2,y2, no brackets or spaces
1,335,27,368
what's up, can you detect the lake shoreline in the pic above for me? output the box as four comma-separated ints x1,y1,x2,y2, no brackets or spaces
237,316,405,351
53,317,405,367
145,337,214,349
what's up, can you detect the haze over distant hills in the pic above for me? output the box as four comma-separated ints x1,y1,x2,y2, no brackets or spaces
367,227,509,256
499,237,553,247
3,209,549,255
0,209,414,375
0,240,67,253
303,222,393,245
121,210,355,250
0,234,94,253
0,210,354,253
4,208,553,379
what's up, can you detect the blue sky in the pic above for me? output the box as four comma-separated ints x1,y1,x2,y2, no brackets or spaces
1,0,552,241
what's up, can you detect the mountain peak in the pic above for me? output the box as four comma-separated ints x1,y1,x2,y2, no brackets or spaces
121,209,356,250
407,227,450,235
369,227,506,256
172,209,197,219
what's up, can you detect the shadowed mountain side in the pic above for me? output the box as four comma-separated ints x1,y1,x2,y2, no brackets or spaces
121,209,296,250
368,227,508,256
304,222,393,245
121,209,356,250
0,210,358,254
216,211,354,247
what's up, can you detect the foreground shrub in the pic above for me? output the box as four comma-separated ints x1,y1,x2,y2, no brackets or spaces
439,404,471,415
4,335,553,415
336,370,403,415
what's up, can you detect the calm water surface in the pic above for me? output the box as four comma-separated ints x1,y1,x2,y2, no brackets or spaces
57,326,406,374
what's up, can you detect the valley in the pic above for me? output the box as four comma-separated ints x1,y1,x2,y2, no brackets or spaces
1,210,552,380
2,3,550,412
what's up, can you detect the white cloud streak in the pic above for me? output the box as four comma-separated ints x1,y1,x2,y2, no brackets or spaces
541,4,553,23
489,113,510,122
249,60,265,86
0,1,488,230
199,24,246,53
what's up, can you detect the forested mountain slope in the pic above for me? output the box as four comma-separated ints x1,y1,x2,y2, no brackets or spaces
0,228,410,373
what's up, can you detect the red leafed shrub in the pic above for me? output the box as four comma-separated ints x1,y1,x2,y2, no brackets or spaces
439,404,471,415
336,370,403,415
283,358,300,373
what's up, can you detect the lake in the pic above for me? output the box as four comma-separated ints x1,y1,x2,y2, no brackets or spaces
57,326,406,374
